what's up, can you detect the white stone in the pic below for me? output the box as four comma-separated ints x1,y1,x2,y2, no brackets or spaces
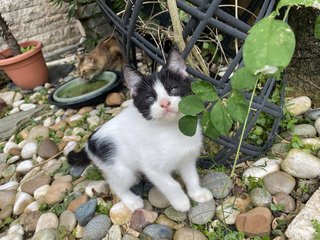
107,224,122,240
21,142,37,159
69,114,83,122
315,117,320,136
17,140,26,149
285,96,312,116
216,204,241,225
8,224,24,235
0,181,19,191
89,109,100,116
243,157,281,183
35,212,59,232
85,180,109,198
13,191,34,215
19,103,36,111
55,109,65,117
301,138,320,150
35,156,45,164
43,117,54,127
0,91,15,105
121,99,133,108
285,188,320,240
63,141,77,156
12,100,25,108
73,224,84,239
4,141,18,153
13,92,23,102
87,116,100,126
281,149,320,178
8,107,20,115
34,184,50,201
7,156,20,164
0,233,23,240
24,201,40,212
16,160,34,174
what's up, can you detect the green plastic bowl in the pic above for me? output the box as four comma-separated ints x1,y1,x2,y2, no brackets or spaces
53,71,117,103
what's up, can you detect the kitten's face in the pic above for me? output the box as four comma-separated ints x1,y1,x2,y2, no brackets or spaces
123,50,191,121
78,55,101,81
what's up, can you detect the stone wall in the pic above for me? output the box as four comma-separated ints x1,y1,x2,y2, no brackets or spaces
0,0,82,57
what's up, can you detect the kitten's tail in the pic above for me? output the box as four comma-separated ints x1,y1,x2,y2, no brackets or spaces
67,148,90,167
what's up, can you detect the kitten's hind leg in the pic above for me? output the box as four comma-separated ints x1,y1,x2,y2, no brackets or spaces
107,165,144,211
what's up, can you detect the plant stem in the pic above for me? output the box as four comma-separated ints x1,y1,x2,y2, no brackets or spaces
0,13,21,56
230,77,260,178
283,6,291,22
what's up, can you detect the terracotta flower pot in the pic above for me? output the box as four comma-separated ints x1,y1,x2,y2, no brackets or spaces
0,40,49,90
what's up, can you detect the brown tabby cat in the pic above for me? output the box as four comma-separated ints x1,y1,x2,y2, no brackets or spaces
77,36,125,81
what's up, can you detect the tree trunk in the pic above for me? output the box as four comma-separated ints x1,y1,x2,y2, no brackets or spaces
0,13,21,57
284,7,320,106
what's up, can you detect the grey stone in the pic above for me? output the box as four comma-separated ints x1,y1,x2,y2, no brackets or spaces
142,224,174,240
201,172,233,199
304,108,320,120
271,143,290,157
274,192,296,214
263,171,296,195
174,227,207,240
32,228,60,240
2,164,16,180
188,199,216,225
58,210,77,232
164,206,187,222
285,96,311,116
75,198,97,226
148,187,170,209
250,188,272,207
83,214,112,240
291,124,317,138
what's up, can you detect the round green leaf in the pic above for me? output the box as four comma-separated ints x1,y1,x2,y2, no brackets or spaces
178,115,198,136
243,19,296,75
231,67,259,91
201,111,220,140
315,15,320,40
191,81,218,102
178,95,205,116
210,101,233,135
226,91,249,123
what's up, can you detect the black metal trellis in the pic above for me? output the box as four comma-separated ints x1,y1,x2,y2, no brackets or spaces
97,0,284,166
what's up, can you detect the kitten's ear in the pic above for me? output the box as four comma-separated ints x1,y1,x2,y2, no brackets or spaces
123,65,143,96
166,50,188,79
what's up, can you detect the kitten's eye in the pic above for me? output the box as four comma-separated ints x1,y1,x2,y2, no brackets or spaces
145,96,155,103
169,87,179,95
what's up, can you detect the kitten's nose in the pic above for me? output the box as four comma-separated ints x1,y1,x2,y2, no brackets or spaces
160,99,171,109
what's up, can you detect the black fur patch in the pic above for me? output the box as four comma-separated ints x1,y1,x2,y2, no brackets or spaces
87,134,116,163
67,149,90,167
133,68,191,120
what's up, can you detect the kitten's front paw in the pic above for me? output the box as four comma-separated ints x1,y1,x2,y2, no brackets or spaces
123,196,144,212
189,188,213,203
170,195,190,212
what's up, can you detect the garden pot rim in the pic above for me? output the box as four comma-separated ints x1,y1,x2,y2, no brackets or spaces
0,40,43,67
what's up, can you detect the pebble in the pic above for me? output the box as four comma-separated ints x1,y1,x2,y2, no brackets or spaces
291,124,317,138
37,139,59,159
0,204,13,220
44,182,72,204
0,153,8,163
32,228,60,240
188,199,216,225
67,194,89,212
0,91,15,105
7,155,20,164
8,224,24,235
0,181,19,191
20,172,51,195
216,203,241,225
16,160,34,174
285,96,312,116
223,194,252,213
85,180,109,198
26,126,49,143
87,115,100,127
200,172,233,198
83,214,112,239
304,108,320,120
12,100,25,108
110,201,133,225
250,188,272,207
236,207,273,237
73,224,84,239
75,198,97,226
243,157,281,183
78,106,94,115
281,149,320,178
0,190,16,210
173,227,207,240
105,92,124,106
107,224,122,240
148,187,171,209
21,142,37,159
122,234,139,240
43,117,54,127
20,103,36,111
315,117,320,136
13,192,34,215
263,171,296,195
142,224,174,240
164,207,187,222
63,141,77,156
273,192,296,213
58,210,77,232
4,142,18,154
24,201,41,212
70,165,87,178
2,165,16,180
130,209,158,232
24,211,41,232
35,212,59,232
34,185,50,200
301,138,320,150
156,214,184,230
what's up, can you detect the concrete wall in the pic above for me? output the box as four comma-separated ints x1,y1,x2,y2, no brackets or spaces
0,0,82,57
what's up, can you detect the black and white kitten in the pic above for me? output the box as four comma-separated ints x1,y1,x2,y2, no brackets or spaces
68,50,213,212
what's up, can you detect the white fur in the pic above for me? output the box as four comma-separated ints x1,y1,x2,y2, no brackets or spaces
86,82,213,212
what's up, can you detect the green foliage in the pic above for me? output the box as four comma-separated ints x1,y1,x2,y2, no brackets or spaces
178,115,198,136
280,110,299,131
84,165,104,180
39,203,50,212
178,95,205,116
270,203,285,212
191,81,218,102
231,67,259,91
246,176,264,191
315,15,320,40
50,192,76,216
0,217,14,231
194,222,245,240
211,101,233,135
312,219,320,240
20,45,35,53
252,236,270,240
290,135,304,149
226,91,248,123
49,129,62,144
58,161,70,175
49,0,95,19
96,201,113,215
